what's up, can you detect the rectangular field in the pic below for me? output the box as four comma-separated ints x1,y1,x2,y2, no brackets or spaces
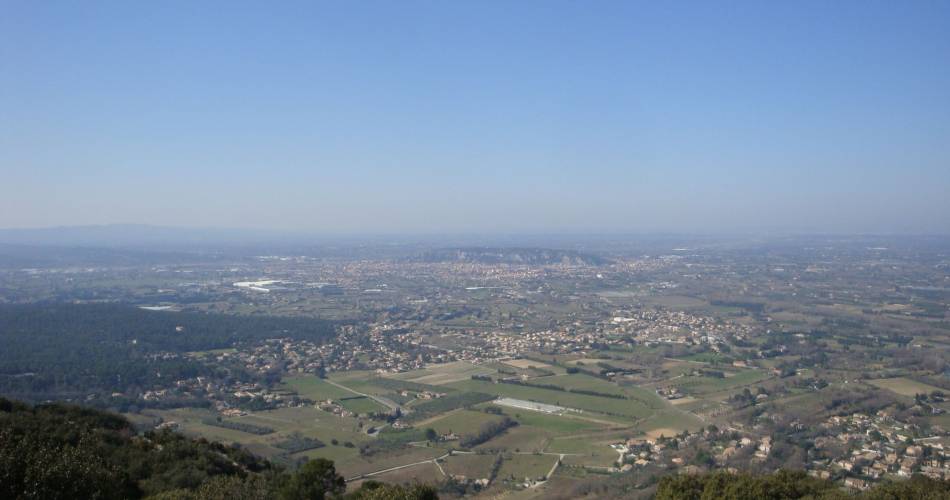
283,375,353,401
386,361,496,386
356,461,445,484
447,379,652,421
511,410,604,435
338,396,386,414
543,374,628,396
868,377,945,397
441,453,498,479
504,359,555,370
424,410,506,435
498,454,558,482
665,369,770,396
139,405,374,463
476,426,550,453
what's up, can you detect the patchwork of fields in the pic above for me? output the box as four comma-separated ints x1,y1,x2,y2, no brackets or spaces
133,356,736,496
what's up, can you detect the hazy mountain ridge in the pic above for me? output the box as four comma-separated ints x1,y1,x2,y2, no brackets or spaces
0,224,299,248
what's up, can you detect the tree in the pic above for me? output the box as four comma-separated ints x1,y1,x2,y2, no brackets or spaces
0,431,130,500
278,459,345,500
346,481,438,500
654,469,917,500
193,475,274,500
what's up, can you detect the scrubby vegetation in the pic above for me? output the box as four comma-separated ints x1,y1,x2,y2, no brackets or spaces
0,397,436,500
274,432,326,453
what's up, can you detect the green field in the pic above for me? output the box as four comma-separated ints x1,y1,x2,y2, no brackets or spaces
283,375,353,401
353,461,445,485
339,446,447,478
663,369,770,396
294,442,363,464
510,410,605,435
497,454,558,482
632,409,704,435
543,373,628,396
425,409,505,435
678,352,736,364
441,453,498,479
139,405,374,464
542,372,667,409
328,370,379,383
477,425,550,453
339,396,386,414
138,362,684,493
387,361,496,386
868,377,946,397
448,379,652,421
548,435,619,467
317,371,458,399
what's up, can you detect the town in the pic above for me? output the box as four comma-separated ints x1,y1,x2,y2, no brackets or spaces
3,236,947,498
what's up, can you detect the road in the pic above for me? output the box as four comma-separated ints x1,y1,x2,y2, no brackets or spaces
347,449,568,485
345,452,452,482
529,454,565,489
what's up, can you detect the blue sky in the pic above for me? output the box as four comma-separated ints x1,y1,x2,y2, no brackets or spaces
1,1,948,234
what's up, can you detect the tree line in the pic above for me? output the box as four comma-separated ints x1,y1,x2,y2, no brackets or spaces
458,417,518,448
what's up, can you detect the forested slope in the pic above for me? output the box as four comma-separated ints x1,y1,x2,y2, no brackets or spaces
0,303,338,400
0,397,436,499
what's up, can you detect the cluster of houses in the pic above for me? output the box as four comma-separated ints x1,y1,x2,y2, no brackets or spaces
656,386,684,400
317,399,358,418
138,370,299,415
219,325,433,377
397,389,446,400
606,418,942,493
806,411,949,488
609,432,707,473
609,309,753,346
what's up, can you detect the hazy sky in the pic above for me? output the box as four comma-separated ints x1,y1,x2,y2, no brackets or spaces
2,1,948,234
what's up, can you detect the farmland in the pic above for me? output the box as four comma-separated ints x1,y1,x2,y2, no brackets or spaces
282,375,354,401
135,359,707,494
867,377,946,397
447,378,658,421
18,235,941,497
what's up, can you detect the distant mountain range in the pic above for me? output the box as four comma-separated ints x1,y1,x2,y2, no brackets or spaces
0,225,614,267
0,224,297,248
417,247,611,266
